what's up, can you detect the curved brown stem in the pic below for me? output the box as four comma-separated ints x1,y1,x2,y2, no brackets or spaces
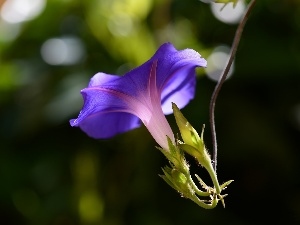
209,0,257,172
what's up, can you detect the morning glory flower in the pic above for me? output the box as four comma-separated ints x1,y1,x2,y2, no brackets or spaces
70,43,207,150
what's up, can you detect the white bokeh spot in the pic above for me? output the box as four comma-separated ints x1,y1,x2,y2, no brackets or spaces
205,45,234,82
41,37,85,66
211,1,246,24
1,0,46,24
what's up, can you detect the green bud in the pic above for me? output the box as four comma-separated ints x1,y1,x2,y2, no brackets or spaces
172,103,211,168
171,169,187,186
170,169,194,198
160,167,191,196
172,103,201,149
180,143,211,169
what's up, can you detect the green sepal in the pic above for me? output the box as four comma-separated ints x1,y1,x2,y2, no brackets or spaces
179,143,211,169
160,166,193,198
195,174,211,192
160,166,178,191
215,0,238,7
156,136,189,173
220,180,234,190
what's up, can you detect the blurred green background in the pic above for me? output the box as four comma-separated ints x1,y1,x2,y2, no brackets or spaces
1,0,300,224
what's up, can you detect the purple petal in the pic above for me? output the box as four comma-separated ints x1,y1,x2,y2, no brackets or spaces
88,72,120,87
154,43,206,113
110,43,206,100
121,43,206,113
161,67,196,114
70,73,141,138
70,112,141,139
151,43,207,92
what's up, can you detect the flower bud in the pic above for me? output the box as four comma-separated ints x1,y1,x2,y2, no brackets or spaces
172,103,204,148
172,103,211,167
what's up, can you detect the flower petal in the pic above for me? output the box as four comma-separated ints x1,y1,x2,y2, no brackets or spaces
121,43,206,113
141,60,174,149
161,66,196,114
70,72,142,138
151,43,207,92
154,44,206,114
112,43,206,100
70,112,141,138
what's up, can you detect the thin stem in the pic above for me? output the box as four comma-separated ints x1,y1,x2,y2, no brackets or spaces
210,0,256,172
205,160,221,194
186,174,211,196
189,194,218,209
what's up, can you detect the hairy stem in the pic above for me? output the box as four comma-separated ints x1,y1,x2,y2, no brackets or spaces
209,0,257,172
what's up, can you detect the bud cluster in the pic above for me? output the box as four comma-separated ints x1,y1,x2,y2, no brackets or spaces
158,103,233,209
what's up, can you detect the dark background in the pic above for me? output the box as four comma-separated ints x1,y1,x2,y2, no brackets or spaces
1,0,300,224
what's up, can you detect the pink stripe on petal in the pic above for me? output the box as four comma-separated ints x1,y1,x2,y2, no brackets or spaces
137,61,174,150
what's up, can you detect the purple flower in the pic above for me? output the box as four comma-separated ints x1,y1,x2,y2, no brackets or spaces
70,43,207,150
